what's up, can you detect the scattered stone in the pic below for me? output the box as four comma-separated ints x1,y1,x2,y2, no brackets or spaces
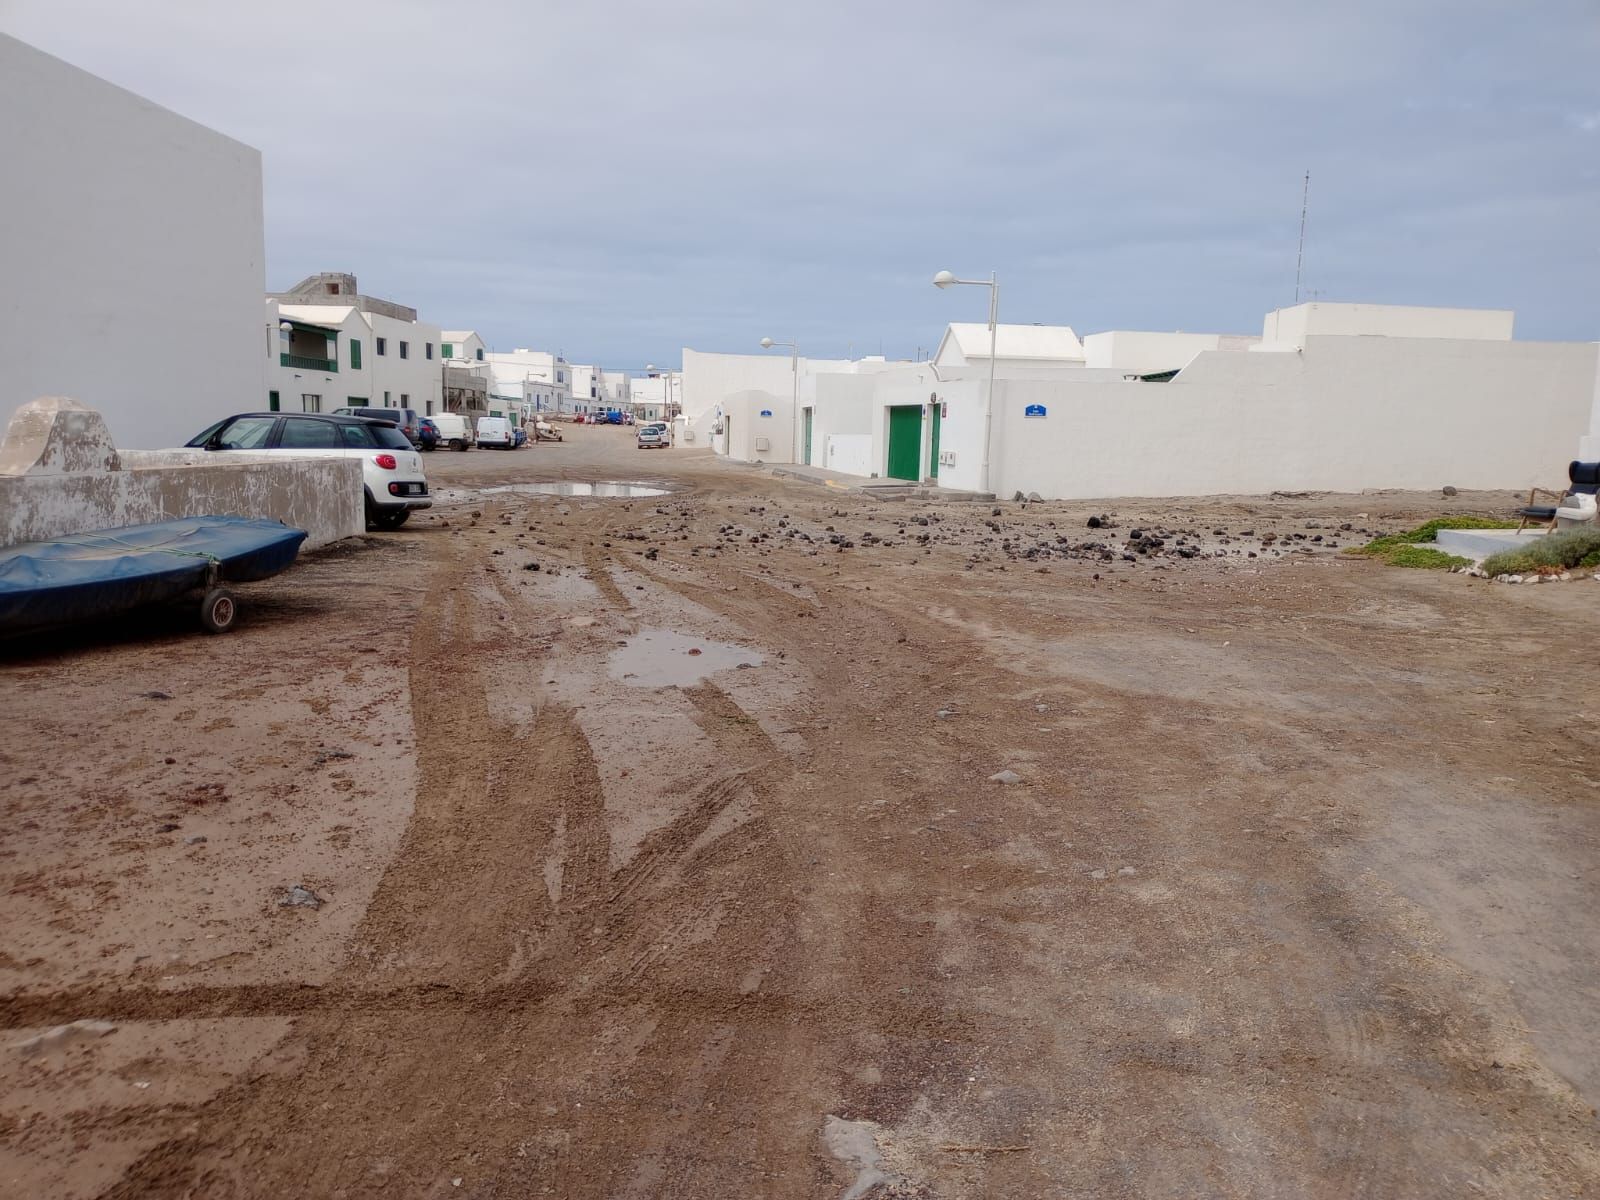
141,690,173,701
1086,515,1103,529
988,769,1024,785
185,835,208,846
278,884,324,910
1089,869,1107,881
1441,485,1458,497
523,561,540,571
163,757,176,765
1117,866,1137,877
313,749,355,766
1028,492,1043,503
15,1019,118,1057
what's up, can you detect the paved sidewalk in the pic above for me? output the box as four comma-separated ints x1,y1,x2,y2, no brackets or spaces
766,461,994,501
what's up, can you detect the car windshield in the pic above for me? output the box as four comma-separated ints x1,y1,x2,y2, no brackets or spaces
195,415,277,449
369,424,412,450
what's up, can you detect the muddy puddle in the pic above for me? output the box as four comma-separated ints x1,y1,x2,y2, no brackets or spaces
608,629,763,688
481,481,668,498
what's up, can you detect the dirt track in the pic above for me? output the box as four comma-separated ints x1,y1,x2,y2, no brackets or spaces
3,427,1598,1198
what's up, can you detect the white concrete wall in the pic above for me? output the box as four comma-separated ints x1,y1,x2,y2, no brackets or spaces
1580,350,1600,461
720,391,792,463
0,35,265,449
808,374,878,468
1262,302,1515,347
824,434,873,476
1,451,361,549
967,336,1598,500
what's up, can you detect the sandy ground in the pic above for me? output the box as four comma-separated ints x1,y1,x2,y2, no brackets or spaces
2,426,1597,1198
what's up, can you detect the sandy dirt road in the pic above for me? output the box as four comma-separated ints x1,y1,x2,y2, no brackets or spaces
2,426,1598,1198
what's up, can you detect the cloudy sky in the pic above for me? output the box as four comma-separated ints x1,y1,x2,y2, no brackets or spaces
5,0,1597,366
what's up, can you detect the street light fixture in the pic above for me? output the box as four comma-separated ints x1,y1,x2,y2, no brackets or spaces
759,337,800,464
932,269,999,493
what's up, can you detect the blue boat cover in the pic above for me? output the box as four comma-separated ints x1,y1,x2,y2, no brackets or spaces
0,516,307,633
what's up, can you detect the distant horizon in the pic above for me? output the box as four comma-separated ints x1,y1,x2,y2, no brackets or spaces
6,1,1596,366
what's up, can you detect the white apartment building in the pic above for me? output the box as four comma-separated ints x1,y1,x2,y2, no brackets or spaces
267,274,442,415
484,349,574,413
441,330,488,364
1,35,265,449
602,371,633,412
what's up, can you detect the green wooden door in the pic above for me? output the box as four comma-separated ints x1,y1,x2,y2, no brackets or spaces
802,407,814,465
929,404,941,479
886,405,922,481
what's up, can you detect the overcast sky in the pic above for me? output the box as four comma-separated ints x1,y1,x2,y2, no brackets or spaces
5,0,1597,366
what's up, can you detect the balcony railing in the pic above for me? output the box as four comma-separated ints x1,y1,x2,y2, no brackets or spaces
281,353,338,372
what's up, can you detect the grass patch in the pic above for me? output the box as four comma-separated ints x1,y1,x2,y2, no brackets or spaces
1349,516,1513,568
1481,527,1600,577
1383,545,1471,570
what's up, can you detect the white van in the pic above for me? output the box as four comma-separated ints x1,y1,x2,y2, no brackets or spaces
431,412,473,451
476,415,515,449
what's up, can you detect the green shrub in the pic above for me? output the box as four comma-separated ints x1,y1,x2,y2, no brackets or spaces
1481,527,1600,577
1384,545,1471,570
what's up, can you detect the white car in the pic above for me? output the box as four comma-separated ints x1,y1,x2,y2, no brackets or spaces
184,412,431,530
636,422,670,449
476,415,515,449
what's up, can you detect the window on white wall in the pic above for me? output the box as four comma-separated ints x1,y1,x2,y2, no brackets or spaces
301,394,322,413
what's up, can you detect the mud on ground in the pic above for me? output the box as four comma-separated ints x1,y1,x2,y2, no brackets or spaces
2,427,1597,1198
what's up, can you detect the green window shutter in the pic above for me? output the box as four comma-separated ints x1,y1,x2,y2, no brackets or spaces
269,390,280,412
442,343,454,358
351,339,362,369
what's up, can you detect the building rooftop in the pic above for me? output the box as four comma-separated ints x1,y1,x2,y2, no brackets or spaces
937,323,1086,363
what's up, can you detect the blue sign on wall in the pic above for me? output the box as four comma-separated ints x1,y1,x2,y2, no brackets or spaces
759,409,773,417
1024,404,1048,418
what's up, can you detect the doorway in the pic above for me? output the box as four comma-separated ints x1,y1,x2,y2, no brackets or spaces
928,403,942,480
802,407,814,466
886,405,921,481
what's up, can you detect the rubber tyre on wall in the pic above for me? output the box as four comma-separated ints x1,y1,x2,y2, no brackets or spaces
199,586,237,635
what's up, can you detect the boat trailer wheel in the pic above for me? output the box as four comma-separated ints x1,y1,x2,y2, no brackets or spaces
200,586,238,634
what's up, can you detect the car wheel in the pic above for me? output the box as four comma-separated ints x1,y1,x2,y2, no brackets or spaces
199,586,237,634
372,508,411,530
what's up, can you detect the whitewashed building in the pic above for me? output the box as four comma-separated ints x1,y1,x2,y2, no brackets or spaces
865,303,1599,498
267,274,443,415
1,34,265,449
485,349,573,414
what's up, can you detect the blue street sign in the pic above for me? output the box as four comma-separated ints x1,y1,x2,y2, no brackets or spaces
1024,404,1048,418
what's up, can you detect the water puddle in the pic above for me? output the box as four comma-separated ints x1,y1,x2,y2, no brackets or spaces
608,629,763,688
481,481,668,498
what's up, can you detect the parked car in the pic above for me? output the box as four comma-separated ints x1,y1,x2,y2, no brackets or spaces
333,405,423,449
476,415,515,449
184,412,430,529
535,420,563,442
636,422,670,449
429,412,473,451
417,417,440,451
572,413,586,424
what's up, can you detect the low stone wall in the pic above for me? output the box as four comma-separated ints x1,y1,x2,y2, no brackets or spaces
0,398,363,549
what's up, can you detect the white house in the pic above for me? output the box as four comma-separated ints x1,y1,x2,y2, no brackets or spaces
441,331,488,364
602,370,633,412
267,301,372,414
0,34,265,448
268,273,443,415
1081,330,1259,375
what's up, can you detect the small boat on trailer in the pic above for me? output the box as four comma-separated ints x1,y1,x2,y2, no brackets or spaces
0,516,308,637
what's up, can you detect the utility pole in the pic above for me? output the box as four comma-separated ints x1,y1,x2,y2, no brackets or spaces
1294,170,1310,304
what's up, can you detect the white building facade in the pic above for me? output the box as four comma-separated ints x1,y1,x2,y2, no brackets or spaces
1,35,265,449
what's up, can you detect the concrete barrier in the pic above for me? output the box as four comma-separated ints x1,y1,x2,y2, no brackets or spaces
0,397,363,549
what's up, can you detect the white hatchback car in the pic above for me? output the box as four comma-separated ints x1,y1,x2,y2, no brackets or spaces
184,412,431,530
636,421,670,449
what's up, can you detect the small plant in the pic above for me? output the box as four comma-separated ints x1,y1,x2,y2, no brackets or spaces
1350,516,1513,568
1480,527,1600,577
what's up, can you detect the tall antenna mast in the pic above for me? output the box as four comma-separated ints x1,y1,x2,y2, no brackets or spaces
1294,170,1310,304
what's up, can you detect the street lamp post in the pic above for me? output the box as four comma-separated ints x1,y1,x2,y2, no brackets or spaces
759,337,801,464
933,270,999,493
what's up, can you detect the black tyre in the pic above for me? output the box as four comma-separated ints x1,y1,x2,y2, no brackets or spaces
200,586,237,634
372,508,411,530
